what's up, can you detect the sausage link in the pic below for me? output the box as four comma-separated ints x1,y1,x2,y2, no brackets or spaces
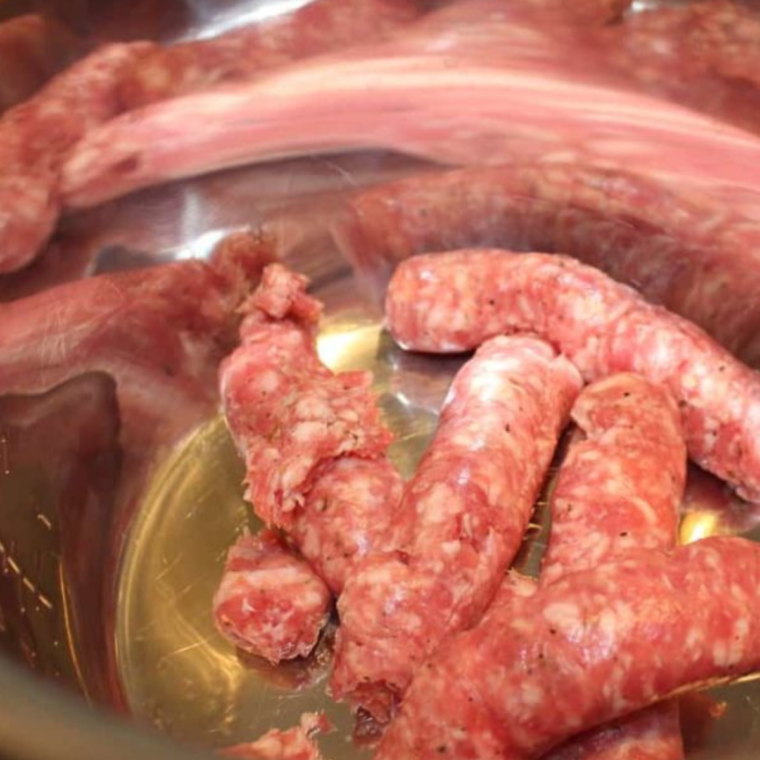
386,249,760,501
330,335,581,720
376,536,760,760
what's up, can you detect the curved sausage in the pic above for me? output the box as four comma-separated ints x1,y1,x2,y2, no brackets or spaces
385,249,760,502
0,41,154,273
375,536,760,760
335,162,760,364
541,374,686,760
541,374,686,584
330,336,581,721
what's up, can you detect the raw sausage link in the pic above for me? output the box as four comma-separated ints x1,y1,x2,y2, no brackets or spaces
330,336,581,721
292,457,403,594
218,264,401,659
0,41,154,273
541,374,686,760
213,530,331,663
120,0,422,108
541,374,686,584
336,162,760,364
221,264,394,529
385,250,760,502
375,536,760,760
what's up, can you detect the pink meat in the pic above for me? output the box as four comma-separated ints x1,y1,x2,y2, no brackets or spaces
331,336,581,721
293,457,403,594
385,250,760,502
0,40,154,273
220,264,394,530
220,262,402,630
119,0,423,108
541,374,686,760
218,264,401,659
541,374,686,585
213,530,331,663
0,230,271,456
0,15,81,113
335,162,760,365
375,536,760,760
606,0,760,136
60,14,760,212
223,713,330,760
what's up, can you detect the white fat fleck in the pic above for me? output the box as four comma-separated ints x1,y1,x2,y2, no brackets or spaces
291,421,327,443
543,602,582,635
685,627,703,650
735,618,750,639
295,397,333,420
256,369,281,394
520,683,545,709
713,640,730,668
610,692,630,714
441,540,461,557
597,608,618,639
361,562,404,587
231,566,309,589
301,589,327,607
415,484,463,522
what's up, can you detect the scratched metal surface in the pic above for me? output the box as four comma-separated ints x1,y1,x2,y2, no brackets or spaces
1,0,760,759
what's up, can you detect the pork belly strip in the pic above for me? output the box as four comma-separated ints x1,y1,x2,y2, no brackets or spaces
0,14,81,113
213,530,331,664
385,250,760,503
60,19,760,212
375,536,760,760
541,374,686,760
334,162,760,365
331,336,581,721
0,41,155,274
119,0,423,108
0,231,271,454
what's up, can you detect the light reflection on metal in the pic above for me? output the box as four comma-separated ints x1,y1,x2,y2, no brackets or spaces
680,512,721,544
182,0,314,41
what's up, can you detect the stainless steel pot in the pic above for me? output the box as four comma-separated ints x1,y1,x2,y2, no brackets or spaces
2,1,760,758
